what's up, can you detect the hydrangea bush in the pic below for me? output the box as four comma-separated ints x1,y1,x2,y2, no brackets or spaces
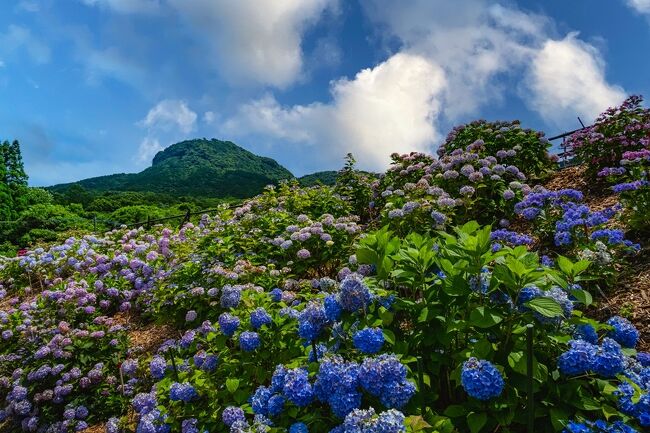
438,119,557,178
567,95,650,177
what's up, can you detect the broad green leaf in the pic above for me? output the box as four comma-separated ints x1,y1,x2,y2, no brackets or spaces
444,405,466,418
556,255,573,275
383,329,396,345
467,412,487,433
226,378,239,393
527,297,563,318
469,306,503,328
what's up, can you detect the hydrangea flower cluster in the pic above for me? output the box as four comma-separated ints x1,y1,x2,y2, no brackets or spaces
558,338,626,378
607,316,639,348
460,358,505,401
243,354,414,424
352,328,385,354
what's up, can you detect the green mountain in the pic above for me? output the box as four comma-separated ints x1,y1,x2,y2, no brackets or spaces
298,170,339,187
49,139,294,198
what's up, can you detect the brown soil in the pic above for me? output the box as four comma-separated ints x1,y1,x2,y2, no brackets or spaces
544,165,650,352
80,424,105,433
128,322,177,354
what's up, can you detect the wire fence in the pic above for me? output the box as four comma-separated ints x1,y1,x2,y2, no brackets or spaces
547,125,588,168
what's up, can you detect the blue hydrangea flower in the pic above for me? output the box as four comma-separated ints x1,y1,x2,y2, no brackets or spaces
339,273,372,312
150,355,167,380
220,285,241,308
240,331,261,352
270,365,287,393
358,355,415,409
222,406,245,427
267,394,285,417
558,339,597,376
169,382,197,402
637,352,650,367
270,288,283,302
308,343,328,362
133,392,157,415
181,418,198,433
298,301,328,342
289,422,309,433
574,324,598,344
353,328,385,354
250,308,272,330
460,358,505,401
517,285,542,309
250,386,272,415
283,368,314,407
324,295,342,322
607,316,639,348
218,313,240,337
592,338,625,378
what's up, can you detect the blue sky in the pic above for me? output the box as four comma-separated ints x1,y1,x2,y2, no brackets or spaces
1,0,649,186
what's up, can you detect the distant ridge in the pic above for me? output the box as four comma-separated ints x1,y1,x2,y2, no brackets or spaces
49,139,294,198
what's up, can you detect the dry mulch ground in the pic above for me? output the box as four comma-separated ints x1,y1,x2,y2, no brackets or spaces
80,424,105,433
544,165,650,352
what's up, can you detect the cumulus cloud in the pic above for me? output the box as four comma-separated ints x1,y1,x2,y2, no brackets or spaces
626,0,650,14
526,33,626,125
80,0,160,14
139,99,197,134
166,0,336,87
223,52,446,171
137,100,197,162
136,137,164,163
362,0,625,127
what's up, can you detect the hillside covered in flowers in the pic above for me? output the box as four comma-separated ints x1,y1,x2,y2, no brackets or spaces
1,96,649,433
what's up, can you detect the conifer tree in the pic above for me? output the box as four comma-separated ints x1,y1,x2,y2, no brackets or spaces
4,140,28,187
0,145,12,220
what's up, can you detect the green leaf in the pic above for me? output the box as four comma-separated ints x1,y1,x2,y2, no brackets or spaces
226,378,239,393
572,260,591,274
527,297,563,318
569,288,592,306
556,255,573,275
404,416,431,431
469,306,503,328
550,408,568,431
601,404,619,420
444,405,466,418
467,412,487,433
383,329,396,345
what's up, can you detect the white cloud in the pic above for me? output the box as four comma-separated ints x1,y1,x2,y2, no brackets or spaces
223,52,446,171
166,0,336,87
139,99,197,134
626,0,650,14
80,0,160,14
203,111,216,125
137,136,164,163
362,0,625,128
362,1,549,119
136,100,197,163
0,25,51,64
526,33,626,125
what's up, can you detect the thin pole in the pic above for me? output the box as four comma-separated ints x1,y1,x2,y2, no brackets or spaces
417,355,426,416
526,324,534,432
